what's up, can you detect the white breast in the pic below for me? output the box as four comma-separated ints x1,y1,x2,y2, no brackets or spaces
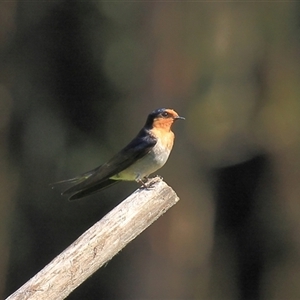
111,138,172,181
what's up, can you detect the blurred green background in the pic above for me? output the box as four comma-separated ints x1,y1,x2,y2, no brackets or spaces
2,2,300,299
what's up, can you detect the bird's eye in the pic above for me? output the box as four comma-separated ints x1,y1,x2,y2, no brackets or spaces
162,111,169,117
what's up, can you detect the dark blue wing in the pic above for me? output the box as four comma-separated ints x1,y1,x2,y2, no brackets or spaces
62,128,156,198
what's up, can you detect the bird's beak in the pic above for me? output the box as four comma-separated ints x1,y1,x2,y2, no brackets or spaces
175,116,185,120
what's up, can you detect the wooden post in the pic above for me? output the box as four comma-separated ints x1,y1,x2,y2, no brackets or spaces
6,177,180,300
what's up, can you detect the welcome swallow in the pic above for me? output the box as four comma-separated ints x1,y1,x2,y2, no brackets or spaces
56,108,184,200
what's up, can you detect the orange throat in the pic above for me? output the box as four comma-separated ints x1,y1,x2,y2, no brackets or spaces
152,118,174,132
151,119,175,150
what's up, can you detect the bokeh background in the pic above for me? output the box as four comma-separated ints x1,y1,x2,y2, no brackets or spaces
2,2,300,300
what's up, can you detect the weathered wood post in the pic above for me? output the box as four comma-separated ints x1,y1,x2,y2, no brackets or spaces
6,177,180,300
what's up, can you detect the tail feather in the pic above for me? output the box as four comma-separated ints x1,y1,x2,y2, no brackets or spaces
50,168,98,189
50,176,83,187
51,165,119,200
49,167,99,188
67,179,119,201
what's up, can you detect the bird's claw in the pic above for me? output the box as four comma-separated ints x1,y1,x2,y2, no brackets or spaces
137,178,151,190
137,175,163,190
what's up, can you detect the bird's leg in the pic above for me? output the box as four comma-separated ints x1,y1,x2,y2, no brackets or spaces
137,177,148,189
138,176,163,190
136,177,153,189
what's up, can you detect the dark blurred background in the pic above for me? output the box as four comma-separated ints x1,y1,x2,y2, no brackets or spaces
2,2,300,300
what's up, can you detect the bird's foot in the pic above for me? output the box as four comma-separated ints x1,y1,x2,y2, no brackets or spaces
137,177,151,189
137,175,162,190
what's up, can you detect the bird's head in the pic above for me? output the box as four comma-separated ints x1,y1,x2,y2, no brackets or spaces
145,108,185,130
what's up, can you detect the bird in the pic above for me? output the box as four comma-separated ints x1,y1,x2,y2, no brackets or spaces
54,108,184,200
